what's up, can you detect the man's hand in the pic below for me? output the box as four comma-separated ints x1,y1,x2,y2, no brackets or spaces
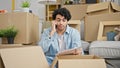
50,20,57,37
73,48,82,55
57,47,82,56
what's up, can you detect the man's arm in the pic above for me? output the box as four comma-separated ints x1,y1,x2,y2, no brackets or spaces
38,21,57,53
38,29,55,53
71,29,84,55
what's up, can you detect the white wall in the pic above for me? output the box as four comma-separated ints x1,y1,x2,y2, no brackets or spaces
15,0,48,38
100,0,119,5
15,0,56,19
15,0,45,20
118,0,120,5
0,0,11,12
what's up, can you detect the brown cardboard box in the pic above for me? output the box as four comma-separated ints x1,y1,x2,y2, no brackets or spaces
0,46,49,68
68,20,81,32
87,2,120,15
84,12,120,42
51,55,106,68
0,12,39,44
0,45,106,68
0,44,24,68
63,4,87,20
0,44,23,48
56,0,61,3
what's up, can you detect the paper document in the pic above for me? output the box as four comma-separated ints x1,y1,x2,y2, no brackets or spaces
57,47,81,56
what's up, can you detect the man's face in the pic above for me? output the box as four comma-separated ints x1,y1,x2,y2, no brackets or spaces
55,14,68,31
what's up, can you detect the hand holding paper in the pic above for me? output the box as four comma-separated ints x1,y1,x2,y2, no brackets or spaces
57,47,82,56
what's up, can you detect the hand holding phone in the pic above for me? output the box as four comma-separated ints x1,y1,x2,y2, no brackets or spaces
52,20,57,31
50,21,57,37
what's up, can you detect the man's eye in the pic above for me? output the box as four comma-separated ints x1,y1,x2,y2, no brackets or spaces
57,20,61,22
63,19,66,22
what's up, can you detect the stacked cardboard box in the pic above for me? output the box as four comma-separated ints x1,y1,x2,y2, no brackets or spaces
0,12,39,44
84,2,120,42
63,4,87,20
62,5,87,33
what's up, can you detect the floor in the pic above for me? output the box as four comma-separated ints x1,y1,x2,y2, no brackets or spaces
84,51,120,68
106,58,120,68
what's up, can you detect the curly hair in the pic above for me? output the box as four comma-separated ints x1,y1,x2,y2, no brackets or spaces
52,8,71,21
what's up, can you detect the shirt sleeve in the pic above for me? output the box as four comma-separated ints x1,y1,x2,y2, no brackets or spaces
71,29,84,54
72,29,81,47
38,29,55,53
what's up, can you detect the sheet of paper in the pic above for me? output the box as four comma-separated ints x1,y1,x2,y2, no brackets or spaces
57,47,81,56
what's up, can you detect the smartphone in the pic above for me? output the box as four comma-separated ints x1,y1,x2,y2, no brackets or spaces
55,25,57,29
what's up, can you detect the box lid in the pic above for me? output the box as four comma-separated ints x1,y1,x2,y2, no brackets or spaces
111,2,120,12
87,2,109,13
0,46,49,68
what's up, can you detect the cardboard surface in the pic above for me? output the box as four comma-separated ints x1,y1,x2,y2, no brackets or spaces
68,20,81,32
51,55,106,68
87,2,120,15
0,12,39,44
84,12,120,42
63,4,87,20
0,45,106,68
0,44,25,68
0,46,49,68
0,44,23,49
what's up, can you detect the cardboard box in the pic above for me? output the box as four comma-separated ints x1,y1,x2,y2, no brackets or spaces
63,4,87,20
0,44,22,47
0,12,39,44
87,2,120,15
51,55,106,68
84,12,120,42
0,45,106,68
0,44,24,68
68,20,81,32
0,46,49,68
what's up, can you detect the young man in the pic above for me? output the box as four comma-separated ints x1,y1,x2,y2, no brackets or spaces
38,8,83,65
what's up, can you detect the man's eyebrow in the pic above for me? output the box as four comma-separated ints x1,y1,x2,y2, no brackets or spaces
56,18,60,19
56,18,65,20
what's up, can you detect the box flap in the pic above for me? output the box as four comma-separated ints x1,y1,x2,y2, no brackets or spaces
59,59,106,68
0,46,49,68
57,55,101,59
51,56,58,68
111,2,120,11
51,55,103,68
87,2,110,13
